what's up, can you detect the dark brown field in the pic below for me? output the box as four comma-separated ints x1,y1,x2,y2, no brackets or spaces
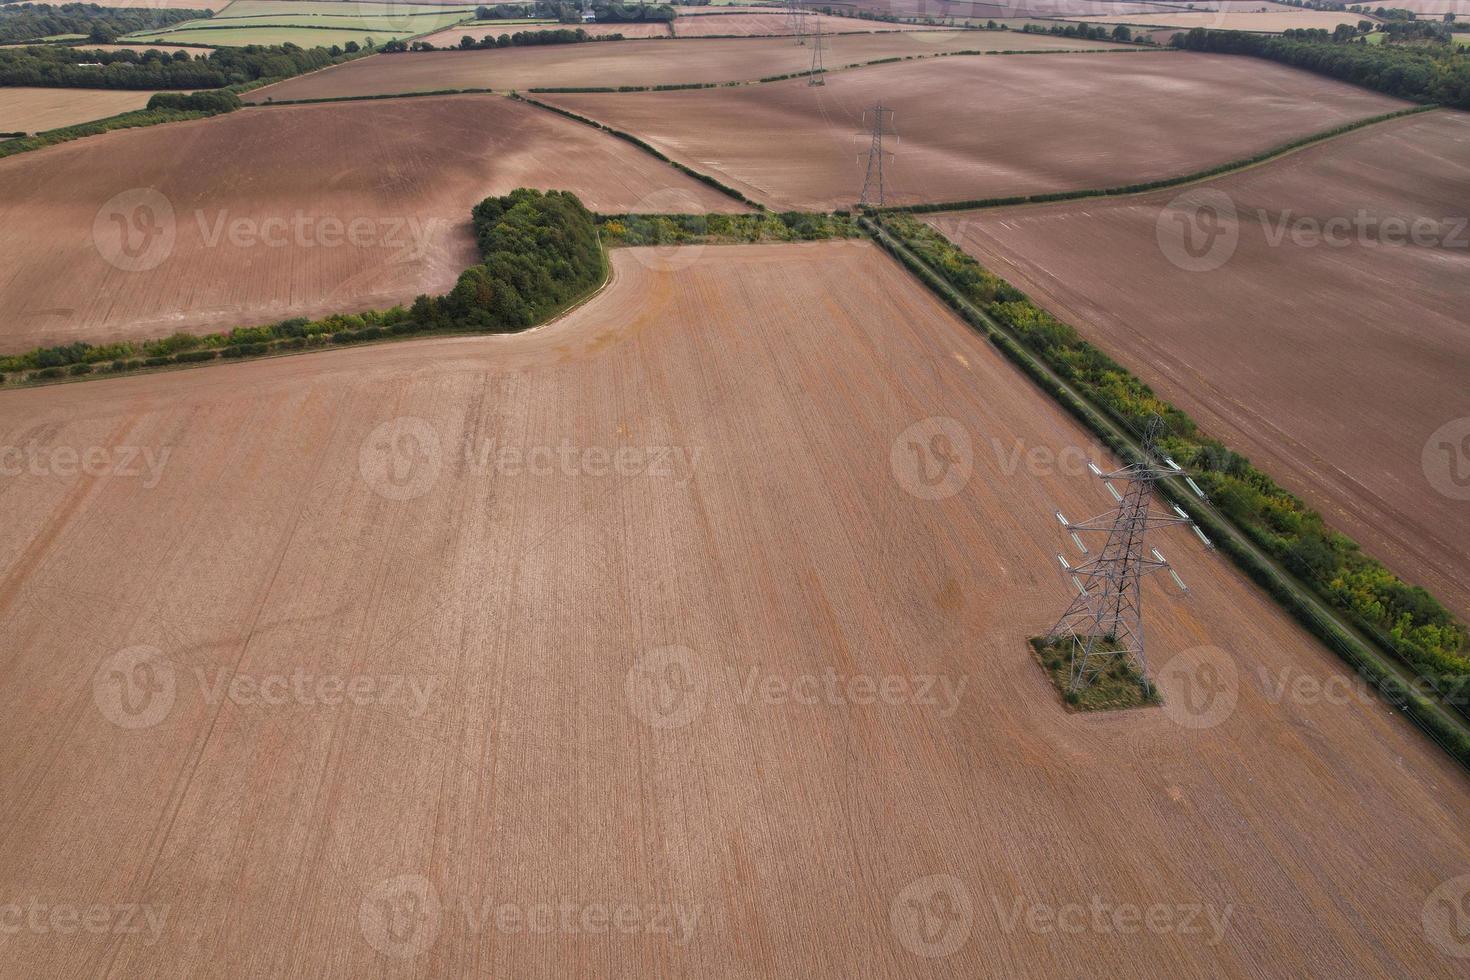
542,53,1409,209
929,109,1470,619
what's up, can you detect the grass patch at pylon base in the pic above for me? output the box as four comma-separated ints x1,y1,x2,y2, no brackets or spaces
1029,636,1161,713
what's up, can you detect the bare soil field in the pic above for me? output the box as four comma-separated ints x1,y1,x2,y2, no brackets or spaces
0,87,162,134
542,53,1409,210
245,31,1107,100
928,109,1470,620
0,94,743,352
832,0,1191,18
1345,0,1469,11
2,241,1468,977
21,0,233,7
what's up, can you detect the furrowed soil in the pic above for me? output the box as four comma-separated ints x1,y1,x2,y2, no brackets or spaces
245,30,1110,101
1,242,1467,977
927,109,1470,620
541,53,1409,210
0,93,744,352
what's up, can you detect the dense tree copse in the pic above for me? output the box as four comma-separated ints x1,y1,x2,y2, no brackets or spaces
0,41,360,90
0,2,205,45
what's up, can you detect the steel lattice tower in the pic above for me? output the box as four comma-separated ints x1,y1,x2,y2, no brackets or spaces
808,16,826,84
1047,419,1191,690
858,103,896,207
787,0,806,45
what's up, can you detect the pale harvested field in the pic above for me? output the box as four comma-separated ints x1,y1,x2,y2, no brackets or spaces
0,87,161,134
833,0,1186,17
417,21,674,44
0,94,743,352
929,109,1470,620
543,53,1409,210
1077,9,1370,29
1373,0,1470,13
2,242,1468,976
245,30,1107,100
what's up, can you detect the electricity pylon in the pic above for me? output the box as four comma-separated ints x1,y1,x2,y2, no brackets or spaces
1047,418,1194,691
787,0,806,45
808,16,826,84
858,102,896,207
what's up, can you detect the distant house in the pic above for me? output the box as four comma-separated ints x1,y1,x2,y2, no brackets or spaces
581,11,596,22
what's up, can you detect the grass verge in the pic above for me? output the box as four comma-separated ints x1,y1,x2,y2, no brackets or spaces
1030,637,1161,712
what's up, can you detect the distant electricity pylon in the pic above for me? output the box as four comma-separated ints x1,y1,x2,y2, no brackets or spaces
1047,418,1200,691
786,0,806,45
858,102,896,207
808,16,826,84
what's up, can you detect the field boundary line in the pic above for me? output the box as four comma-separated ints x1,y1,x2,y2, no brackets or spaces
880,104,1439,216
861,215,1470,773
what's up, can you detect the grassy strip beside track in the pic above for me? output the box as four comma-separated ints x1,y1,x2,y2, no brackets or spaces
861,213,1470,770
882,104,1437,215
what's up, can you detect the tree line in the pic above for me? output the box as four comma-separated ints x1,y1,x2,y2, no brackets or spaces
0,2,205,45
0,41,362,90
1172,27,1470,107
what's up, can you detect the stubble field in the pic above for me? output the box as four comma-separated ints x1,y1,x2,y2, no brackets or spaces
0,94,744,352
0,87,164,134
541,53,1409,209
1,242,1468,976
927,109,1470,619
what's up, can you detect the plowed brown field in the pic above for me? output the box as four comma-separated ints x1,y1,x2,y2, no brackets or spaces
0,94,744,352
1,242,1468,977
928,109,1470,620
541,53,1410,209
416,20,674,44
245,30,1108,101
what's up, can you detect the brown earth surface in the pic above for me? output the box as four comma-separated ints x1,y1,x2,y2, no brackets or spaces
541,53,1410,210
832,0,1194,18
2,241,1469,977
0,87,163,133
245,30,1108,101
1075,9,1369,29
0,94,744,353
669,10,929,33
927,109,1470,620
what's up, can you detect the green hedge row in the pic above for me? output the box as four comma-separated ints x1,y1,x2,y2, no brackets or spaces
596,210,859,246
869,214,1469,709
862,215,1470,767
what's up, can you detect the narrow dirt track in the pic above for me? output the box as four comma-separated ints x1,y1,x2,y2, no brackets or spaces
1,243,1467,977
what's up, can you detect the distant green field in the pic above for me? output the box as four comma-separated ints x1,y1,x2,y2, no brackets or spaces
220,1,477,16
126,25,424,46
